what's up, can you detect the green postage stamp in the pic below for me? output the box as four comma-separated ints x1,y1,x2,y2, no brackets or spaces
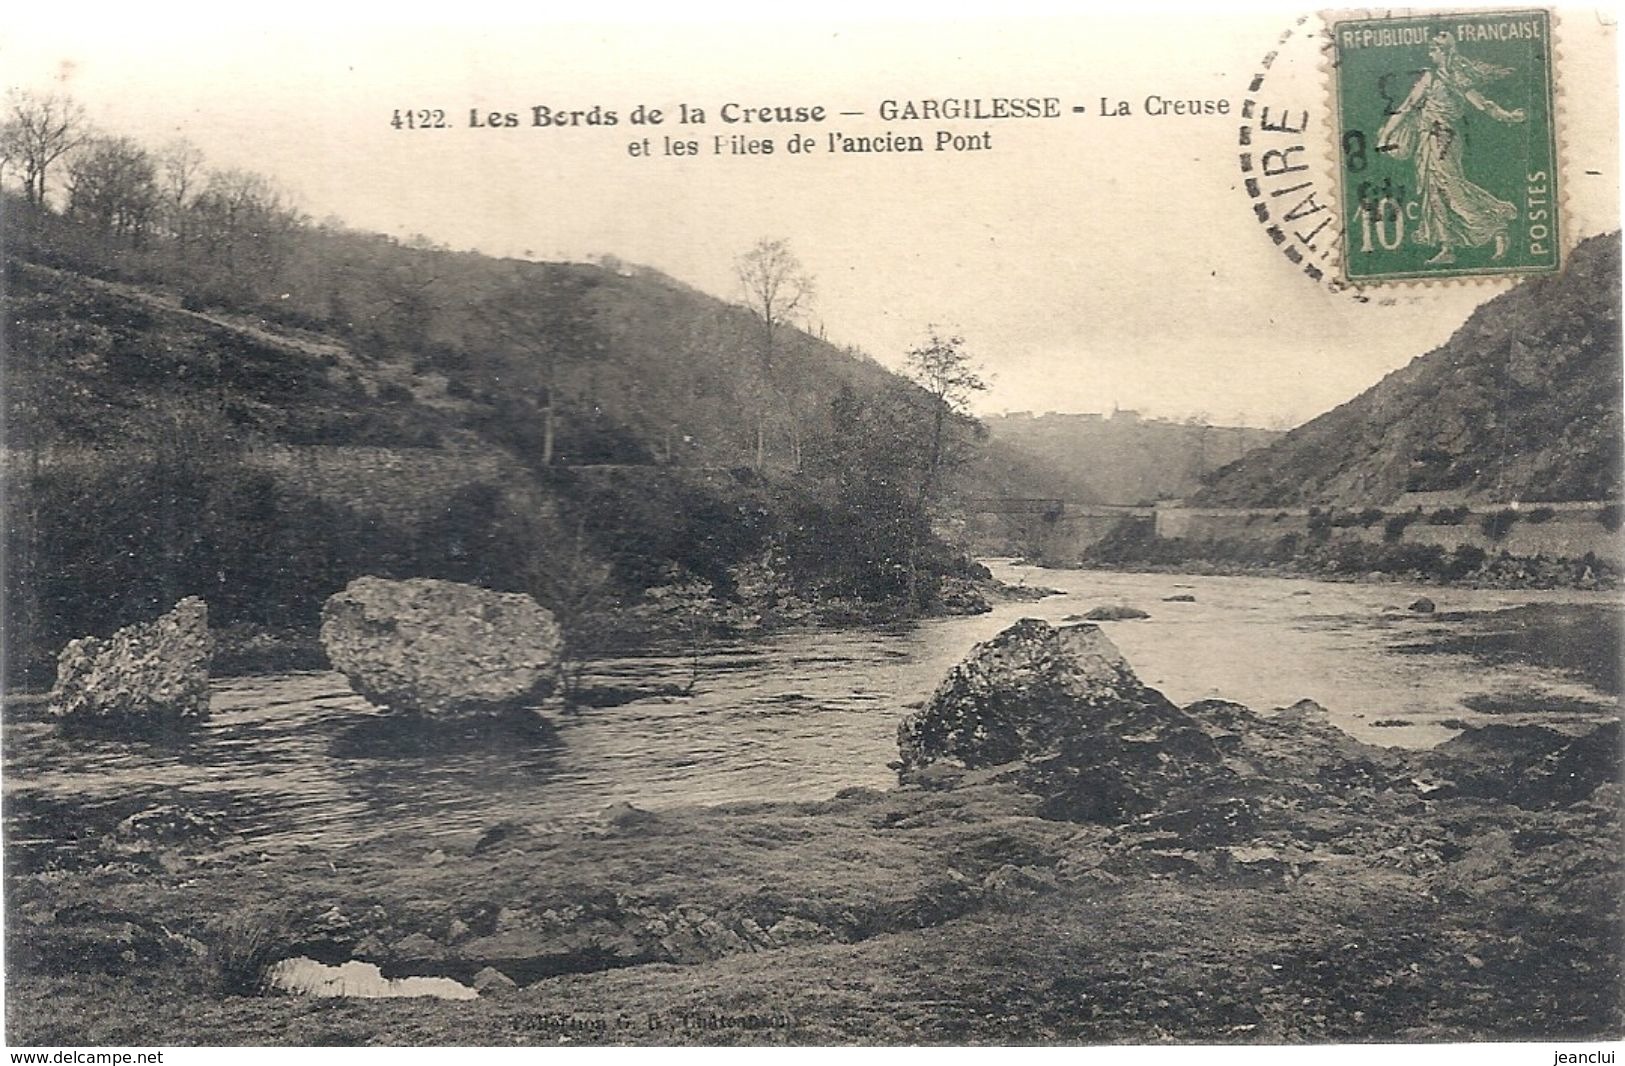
1331,8,1559,282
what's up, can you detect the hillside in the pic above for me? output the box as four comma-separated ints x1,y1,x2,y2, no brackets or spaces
1196,233,1624,508
2,199,1004,688
984,412,1280,505
5,222,909,467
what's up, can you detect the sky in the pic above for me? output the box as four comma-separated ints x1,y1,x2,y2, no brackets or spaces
3,4,1619,426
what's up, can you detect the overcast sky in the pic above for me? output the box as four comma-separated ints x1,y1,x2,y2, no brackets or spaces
3,6,1618,425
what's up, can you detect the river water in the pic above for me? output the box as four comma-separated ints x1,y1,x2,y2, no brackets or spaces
5,563,1617,858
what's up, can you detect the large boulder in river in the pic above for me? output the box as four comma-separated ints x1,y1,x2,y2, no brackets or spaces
49,597,212,730
899,618,1241,822
898,618,1198,772
320,577,562,716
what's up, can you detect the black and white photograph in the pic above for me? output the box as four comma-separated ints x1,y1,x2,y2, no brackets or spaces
1,4,1621,1051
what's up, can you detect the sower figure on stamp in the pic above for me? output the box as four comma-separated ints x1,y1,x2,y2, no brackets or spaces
1379,31,1527,265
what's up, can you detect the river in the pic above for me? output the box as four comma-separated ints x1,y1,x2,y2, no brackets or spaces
4,562,1617,859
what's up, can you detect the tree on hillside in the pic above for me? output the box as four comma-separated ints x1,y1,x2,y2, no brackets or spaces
736,237,814,371
736,238,814,467
156,137,206,246
906,329,988,511
1,88,89,207
902,329,987,609
65,135,160,243
798,384,930,601
190,168,302,287
476,270,604,466
368,249,443,353
1183,410,1213,480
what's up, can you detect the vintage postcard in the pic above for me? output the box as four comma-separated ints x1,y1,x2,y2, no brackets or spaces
1,4,1620,1054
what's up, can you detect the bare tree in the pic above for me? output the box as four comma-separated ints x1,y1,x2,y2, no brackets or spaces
906,328,988,511
0,122,13,189
520,512,614,706
735,237,814,372
1,88,89,207
189,167,302,283
156,137,206,244
903,328,987,609
734,239,814,467
66,135,160,242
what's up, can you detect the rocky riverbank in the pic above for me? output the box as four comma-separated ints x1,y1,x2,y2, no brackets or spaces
1061,543,1618,592
5,620,1618,1045
197,573,1057,683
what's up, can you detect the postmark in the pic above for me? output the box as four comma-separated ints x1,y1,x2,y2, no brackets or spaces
1238,15,1354,296
1330,8,1560,282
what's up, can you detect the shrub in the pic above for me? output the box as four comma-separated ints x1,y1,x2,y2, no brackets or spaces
1599,504,1622,532
1383,511,1420,543
1446,544,1488,578
1525,506,1556,524
208,907,298,996
377,381,414,404
1375,541,1446,575
1321,538,1376,571
1480,508,1520,540
1428,506,1470,525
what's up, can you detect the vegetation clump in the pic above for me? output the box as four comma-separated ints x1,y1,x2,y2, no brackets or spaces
1081,515,1608,588
1481,509,1521,540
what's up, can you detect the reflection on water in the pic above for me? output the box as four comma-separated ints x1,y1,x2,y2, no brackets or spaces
4,562,1616,856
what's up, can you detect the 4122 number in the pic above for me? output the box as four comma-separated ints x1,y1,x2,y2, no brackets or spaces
391,109,448,129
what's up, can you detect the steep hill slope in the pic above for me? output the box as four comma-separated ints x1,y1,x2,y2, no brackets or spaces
4,244,902,469
2,208,1004,687
1196,233,1623,507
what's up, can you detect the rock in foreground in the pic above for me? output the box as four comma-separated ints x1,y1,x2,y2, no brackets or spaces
899,618,1428,824
320,577,562,717
897,618,1186,774
49,597,212,730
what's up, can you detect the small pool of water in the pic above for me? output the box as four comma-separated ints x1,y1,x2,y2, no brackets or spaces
266,957,477,1000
